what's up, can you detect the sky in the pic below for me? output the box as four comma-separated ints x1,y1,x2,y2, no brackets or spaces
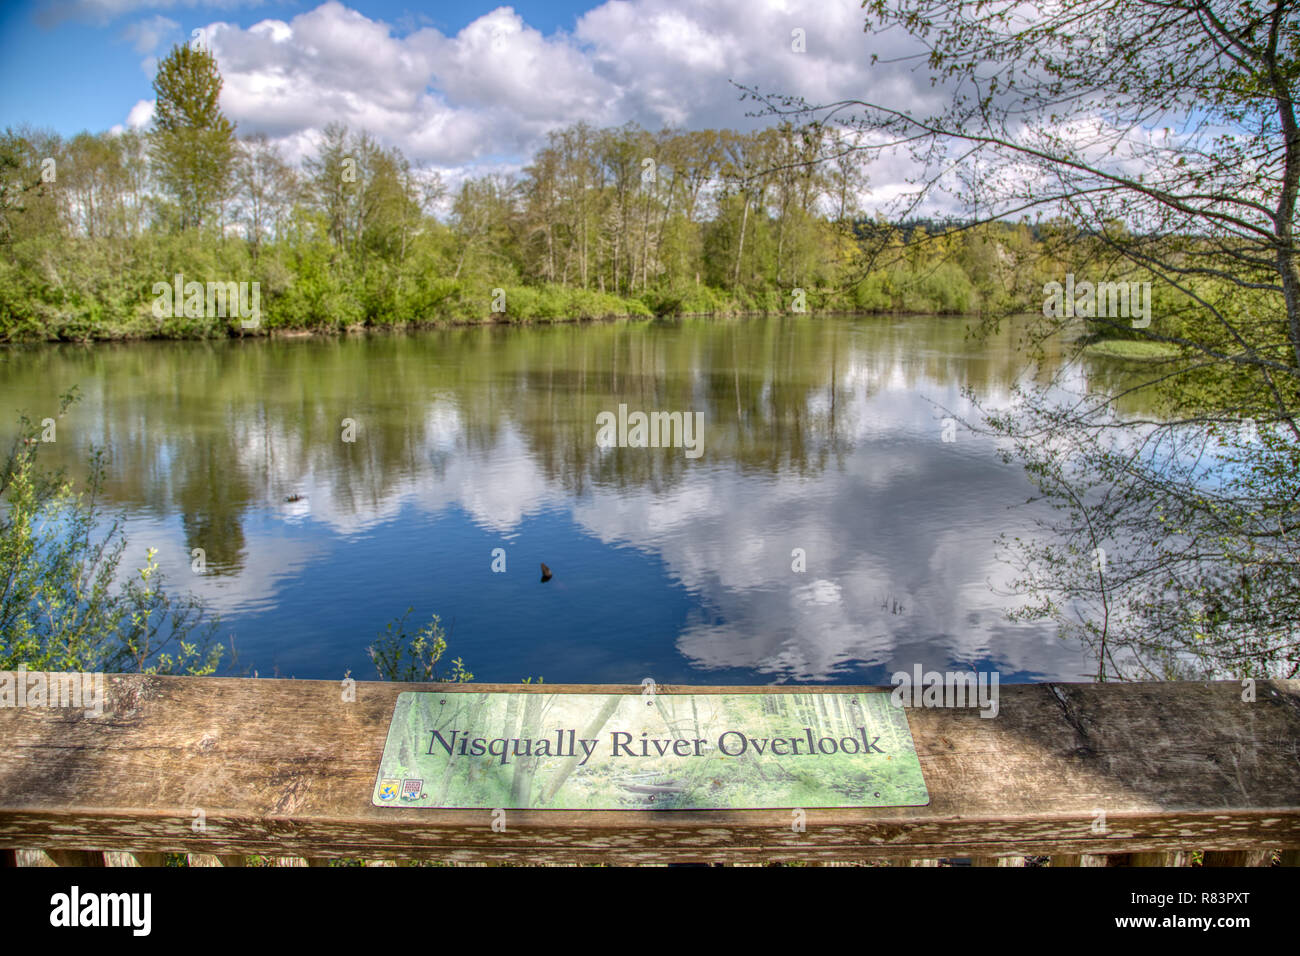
0,0,939,197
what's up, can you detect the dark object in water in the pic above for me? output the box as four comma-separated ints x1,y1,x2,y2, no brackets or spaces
284,494,305,503
540,562,552,582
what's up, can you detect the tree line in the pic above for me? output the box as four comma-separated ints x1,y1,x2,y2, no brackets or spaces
0,44,1061,342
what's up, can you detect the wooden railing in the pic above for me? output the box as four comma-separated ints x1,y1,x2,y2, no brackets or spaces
1,675,1298,866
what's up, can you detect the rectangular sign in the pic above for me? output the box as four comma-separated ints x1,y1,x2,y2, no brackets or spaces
372,691,929,810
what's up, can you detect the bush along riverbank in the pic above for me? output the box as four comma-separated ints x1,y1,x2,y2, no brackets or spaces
0,234,1022,343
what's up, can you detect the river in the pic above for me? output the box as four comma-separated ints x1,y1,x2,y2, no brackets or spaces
0,313,1145,684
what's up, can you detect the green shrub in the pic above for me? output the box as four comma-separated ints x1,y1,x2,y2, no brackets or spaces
0,391,223,674
368,608,472,683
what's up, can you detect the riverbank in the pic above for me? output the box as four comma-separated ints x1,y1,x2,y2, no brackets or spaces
0,305,985,345
0,279,1003,344
0,229,1014,343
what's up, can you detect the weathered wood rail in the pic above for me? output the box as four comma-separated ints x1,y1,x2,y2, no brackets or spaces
1,675,1298,865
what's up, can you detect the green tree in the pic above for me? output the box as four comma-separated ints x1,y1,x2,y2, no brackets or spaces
775,0,1300,679
149,43,236,231
233,132,297,254
0,126,63,246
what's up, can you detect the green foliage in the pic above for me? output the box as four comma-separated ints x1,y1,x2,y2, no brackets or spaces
0,390,223,674
368,607,473,683
1082,339,1181,361
0,91,1060,342
5,39,1243,345
149,45,236,232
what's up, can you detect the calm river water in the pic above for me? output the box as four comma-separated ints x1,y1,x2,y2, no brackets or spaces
1,314,1135,684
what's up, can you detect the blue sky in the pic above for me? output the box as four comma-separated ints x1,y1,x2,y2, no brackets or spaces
1,2,596,135
0,0,931,190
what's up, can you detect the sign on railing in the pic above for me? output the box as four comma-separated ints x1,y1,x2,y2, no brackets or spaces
372,691,929,810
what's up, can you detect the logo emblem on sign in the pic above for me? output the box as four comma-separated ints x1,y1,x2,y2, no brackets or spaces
377,778,400,801
401,778,423,801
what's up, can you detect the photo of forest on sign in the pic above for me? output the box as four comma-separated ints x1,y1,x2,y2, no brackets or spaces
373,692,929,810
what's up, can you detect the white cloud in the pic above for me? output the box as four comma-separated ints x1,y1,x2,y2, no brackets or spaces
162,0,947,204
125,98,154,128
74,1,1151,220
120,14,178,53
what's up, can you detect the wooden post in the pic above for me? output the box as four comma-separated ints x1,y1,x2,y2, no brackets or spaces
186,853,246,867
45,850,106,867
1129,852,1188,866
1202,850,1273,866
1050,855,1109,866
